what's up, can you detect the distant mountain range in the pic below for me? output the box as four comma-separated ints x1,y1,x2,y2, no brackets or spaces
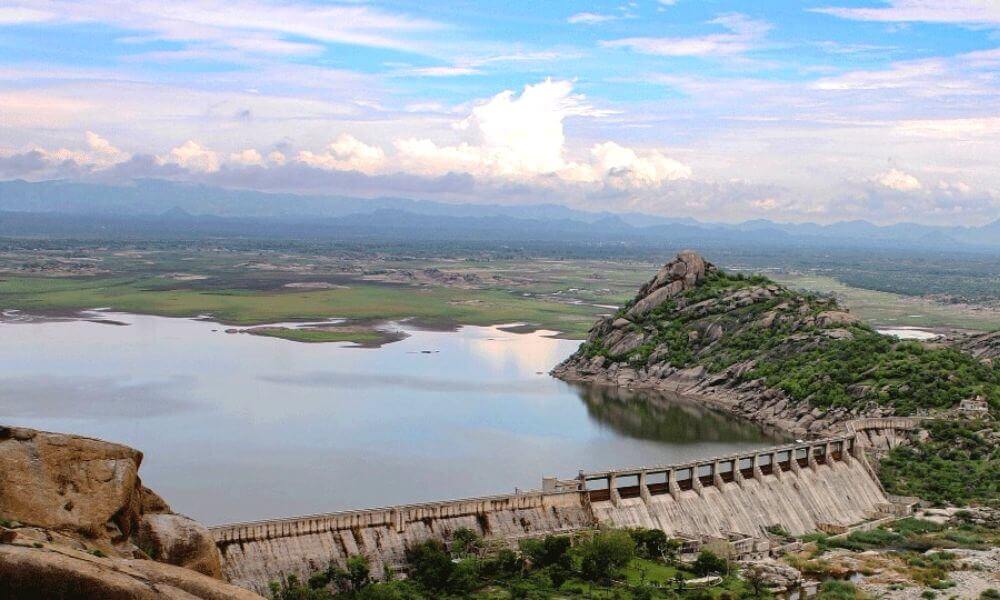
0,179,997,250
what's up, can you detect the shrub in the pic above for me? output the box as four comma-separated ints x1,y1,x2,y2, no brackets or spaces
404,539,453,592
577,530,636,583
627,528,679,561
690,550,728,577
346,555,371,590
816,580,864,599
451,527,481,557
520,535,571,570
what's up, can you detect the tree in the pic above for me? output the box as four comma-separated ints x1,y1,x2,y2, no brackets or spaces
451,527,481,557
405,539,454,592
691,550,728,577
742,564,770,599
520,535,572,570
346,555,371,591
627,528,680,562
578,530,636,583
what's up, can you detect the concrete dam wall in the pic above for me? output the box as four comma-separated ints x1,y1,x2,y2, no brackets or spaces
212,435,892,594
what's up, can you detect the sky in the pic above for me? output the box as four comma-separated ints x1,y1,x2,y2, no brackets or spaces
1,0,999,225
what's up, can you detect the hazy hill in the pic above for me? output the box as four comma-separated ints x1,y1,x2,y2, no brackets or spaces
0,179,997,249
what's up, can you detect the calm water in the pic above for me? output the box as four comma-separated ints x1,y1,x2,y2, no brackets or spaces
1,312,783,524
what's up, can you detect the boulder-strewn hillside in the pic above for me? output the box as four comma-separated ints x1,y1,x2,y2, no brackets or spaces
553,251,998,437
0,425,263,599
958,330,1000,364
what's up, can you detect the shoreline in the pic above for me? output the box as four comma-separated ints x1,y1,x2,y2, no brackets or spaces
0,307,588,348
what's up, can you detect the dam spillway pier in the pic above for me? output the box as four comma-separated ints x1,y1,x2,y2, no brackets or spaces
212,427,914,594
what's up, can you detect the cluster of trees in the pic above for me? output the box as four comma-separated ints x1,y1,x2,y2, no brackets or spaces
880,420,999,506
747,329,998,417
266,527,753,599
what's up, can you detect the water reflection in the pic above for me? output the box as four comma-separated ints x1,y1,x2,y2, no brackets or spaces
0,312,783,524
574,384,785,445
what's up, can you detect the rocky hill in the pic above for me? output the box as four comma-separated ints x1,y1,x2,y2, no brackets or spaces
553,251,998,437
0,425,263,599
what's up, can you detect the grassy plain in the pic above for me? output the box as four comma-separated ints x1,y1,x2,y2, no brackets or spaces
1,247,996,347
0,272,606,343
774,273,1000,331
246,327,389,345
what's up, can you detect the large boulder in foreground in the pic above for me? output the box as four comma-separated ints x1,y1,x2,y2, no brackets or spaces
0,542,261,600
0,426,143,540
136,513,222,578
0,425,231,595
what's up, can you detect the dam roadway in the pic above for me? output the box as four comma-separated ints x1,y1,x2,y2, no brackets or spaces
211,426,914,594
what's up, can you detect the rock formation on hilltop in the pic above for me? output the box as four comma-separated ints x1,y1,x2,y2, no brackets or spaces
0,425,263,599
554,251,998,436
957,330,1000,364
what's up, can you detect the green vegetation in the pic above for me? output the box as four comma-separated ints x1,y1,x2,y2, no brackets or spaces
748,332,998,415
773,273,1000,332
247,327,390,345
0,275,598,342
267,528,755,599
584,267,998,418
815,580,867,600
880,420,999,506
791,516,1000,591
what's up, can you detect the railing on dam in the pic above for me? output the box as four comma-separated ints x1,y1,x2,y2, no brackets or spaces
577,435,858,506
846,416,925,435
210,434,862,545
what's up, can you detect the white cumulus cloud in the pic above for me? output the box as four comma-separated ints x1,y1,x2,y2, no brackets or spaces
165,140,220,173
590,142,692,187
296,134,385,174
874,168,922,192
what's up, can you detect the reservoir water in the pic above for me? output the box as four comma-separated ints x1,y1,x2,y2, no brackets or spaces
1,312,784,524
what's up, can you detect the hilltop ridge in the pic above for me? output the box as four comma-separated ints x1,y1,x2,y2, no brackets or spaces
553,251,998,437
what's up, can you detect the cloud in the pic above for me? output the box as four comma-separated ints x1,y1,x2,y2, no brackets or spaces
402,66,481,77
812,58,947,91
0,0,445,60
591,142,691,187
165,140,220,173
387,79,684,189
230,148,264,166
395,79,613,178
2,67,997,227
814,1,1000,27
568,12,618,25
602,13,771,57
0,6,53,24
0,150,48,177
84,131,126,164
296,134,385,174
873,168,922,191
895,116,1000,138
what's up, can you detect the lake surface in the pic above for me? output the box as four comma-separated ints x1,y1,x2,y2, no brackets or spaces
1,312,784,524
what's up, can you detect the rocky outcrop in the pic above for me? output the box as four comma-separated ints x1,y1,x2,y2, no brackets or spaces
957,330,1000,364
553,251,886,438
0,542,260,600
0,425,245,598
0,426,144,541
136,513,222,578
743,559,803,592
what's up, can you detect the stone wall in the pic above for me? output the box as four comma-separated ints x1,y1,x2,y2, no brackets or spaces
211,436,889,595
214,491,592,593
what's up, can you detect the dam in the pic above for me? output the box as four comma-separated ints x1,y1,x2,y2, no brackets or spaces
211,427,908,594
